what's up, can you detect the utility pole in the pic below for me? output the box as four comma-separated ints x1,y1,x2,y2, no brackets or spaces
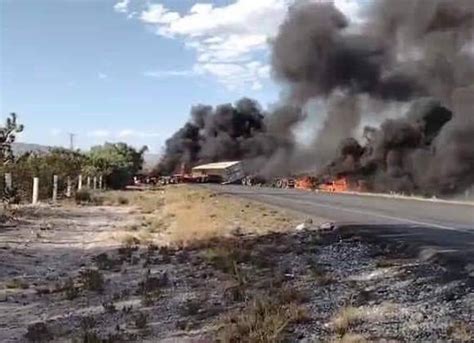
68,133,76,150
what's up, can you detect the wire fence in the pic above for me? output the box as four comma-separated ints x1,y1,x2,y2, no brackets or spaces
0,171,104,204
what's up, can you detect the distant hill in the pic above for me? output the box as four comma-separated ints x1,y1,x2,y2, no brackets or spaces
11,142,54,156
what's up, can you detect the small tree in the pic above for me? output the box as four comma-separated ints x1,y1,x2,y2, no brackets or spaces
0,113,24,165
0,114,24,204
45,148,86,178
87,142,148,189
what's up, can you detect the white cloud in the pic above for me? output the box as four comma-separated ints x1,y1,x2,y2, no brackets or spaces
113,0,130,13
136,0,290,90
143,69,196,79
88,130,110,138
140,4,180,26
119,0,363,90
194,60,270,90
127,11,138,19
98,72,108,79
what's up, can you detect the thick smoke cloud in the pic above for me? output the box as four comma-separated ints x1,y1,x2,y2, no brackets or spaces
270,0,474,195
157,0,474,195
156,98,302,175
271,2,421,103
321,98,456,194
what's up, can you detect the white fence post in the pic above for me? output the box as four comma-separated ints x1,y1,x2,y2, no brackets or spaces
52,175,58,203
5,173,12,193
66,177,72,198
93,176,97,190
32,177,39,205
87,176,91,189
98,175,103,190
78,174,83,191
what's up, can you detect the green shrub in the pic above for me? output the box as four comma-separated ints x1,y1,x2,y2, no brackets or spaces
117,196,129,205
134,312,149,329
6,278,29,289
75,190,103,205
64,278,80,300
75,189,92,203
80,269,104,292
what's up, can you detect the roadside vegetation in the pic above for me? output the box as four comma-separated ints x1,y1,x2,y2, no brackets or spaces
0,113,147,206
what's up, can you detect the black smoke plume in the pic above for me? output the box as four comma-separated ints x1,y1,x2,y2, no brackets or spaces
155,98,302,175
270,0,474,195
156,0,474,195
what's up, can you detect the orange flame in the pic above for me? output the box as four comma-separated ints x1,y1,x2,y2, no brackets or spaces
295,176,316,190
319,178,349,192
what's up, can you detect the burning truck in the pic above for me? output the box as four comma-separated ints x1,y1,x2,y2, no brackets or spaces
159,161,245,185
191,161,245,184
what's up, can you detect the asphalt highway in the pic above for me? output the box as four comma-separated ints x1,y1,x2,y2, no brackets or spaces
204,185,474,255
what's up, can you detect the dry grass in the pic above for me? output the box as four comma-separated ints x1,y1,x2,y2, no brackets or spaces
98,190,168,246
101,185,305,247
332,303,398,337
375,259,397,268
134,312,149,330
275,286,310,305
200,243,252,275
79,269,104,293
139,271,169,306
75,186,316,341
308,261,335,285
140,215,169,233
5,278,30,290
74,189,104,205
332,307,365,336
120,233,141,246
196,233,313,342
218,296,309,343
25,322,52,342
63,278,80,300
102,190,163,212
332,333,368,343
117,231,153,247
447,321,472,342
162,185,304,246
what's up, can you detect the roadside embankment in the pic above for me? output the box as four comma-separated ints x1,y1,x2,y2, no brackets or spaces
0,185,471,342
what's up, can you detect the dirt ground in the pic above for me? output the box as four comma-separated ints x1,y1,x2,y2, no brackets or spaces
0,185,472,342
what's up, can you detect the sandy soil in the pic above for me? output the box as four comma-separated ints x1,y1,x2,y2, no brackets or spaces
0,186,310,342
0,204,137,342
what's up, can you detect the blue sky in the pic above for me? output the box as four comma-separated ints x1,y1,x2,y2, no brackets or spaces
0,0,360,153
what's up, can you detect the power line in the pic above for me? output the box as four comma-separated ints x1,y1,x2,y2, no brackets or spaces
68,133,76,150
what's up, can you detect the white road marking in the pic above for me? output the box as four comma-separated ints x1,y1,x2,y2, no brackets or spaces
259,194,472,233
